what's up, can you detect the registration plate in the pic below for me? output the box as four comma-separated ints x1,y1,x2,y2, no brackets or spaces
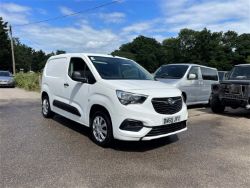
163,116,181,125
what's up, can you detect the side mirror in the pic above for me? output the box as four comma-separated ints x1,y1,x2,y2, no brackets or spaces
72,71,88,83
188,73,197,80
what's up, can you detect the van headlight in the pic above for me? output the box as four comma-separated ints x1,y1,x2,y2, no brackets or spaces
116,90,148,105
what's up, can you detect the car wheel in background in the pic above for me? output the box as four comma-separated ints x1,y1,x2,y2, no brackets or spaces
210,96,225,113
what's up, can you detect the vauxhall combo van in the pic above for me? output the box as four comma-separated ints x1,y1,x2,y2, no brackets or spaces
41,53,188,147
154,64,219,105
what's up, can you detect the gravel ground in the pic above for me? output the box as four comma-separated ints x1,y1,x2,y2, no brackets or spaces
0,88,250,188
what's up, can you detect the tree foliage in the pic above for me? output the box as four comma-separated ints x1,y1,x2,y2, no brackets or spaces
0,17,12,71
113,28,250,72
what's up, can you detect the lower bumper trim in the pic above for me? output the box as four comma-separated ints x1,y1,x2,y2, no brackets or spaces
145,121,187,137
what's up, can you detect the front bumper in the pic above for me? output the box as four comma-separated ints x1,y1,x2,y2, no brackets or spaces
111,101,188,141
0,82,15,87
220,97,249,108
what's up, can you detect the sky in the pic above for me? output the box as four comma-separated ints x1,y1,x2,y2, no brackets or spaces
0,0,250,54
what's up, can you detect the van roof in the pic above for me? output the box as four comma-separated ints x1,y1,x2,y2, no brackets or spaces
235,64,250,66
48,53,127,60
161,63,217,70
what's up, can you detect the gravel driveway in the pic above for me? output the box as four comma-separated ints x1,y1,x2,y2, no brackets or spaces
1,88,250,188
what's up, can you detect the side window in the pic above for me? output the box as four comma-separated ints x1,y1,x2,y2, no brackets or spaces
68,57,96,84
201,67,218,81
187,66,199,80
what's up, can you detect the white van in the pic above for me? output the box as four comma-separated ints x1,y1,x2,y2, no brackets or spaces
41,53,188,147
154,64,219,105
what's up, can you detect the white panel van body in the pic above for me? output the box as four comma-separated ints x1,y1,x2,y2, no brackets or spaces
41,54,188,146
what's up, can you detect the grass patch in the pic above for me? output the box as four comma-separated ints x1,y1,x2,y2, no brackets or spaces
14,73,41,91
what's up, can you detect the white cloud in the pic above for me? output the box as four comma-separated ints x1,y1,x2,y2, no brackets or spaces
16,23,125,53
0,3,126,53
163,0,250,33
59,6,74,15
0,3,30,24
123,0,250,39
99,12,125,23
1,3,30,13
122,22,153,33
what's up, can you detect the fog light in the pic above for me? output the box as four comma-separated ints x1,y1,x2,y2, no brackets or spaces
120,119,144,131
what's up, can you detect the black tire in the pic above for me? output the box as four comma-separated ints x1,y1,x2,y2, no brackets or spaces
90,111,113,147
210,96,225,113
41,95,54,118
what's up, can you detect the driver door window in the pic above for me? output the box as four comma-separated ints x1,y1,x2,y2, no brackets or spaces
68,57,95,84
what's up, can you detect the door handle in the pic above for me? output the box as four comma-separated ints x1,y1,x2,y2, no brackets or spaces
64,83,69,87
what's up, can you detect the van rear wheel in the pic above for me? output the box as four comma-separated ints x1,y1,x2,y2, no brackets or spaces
42,95,54,118
90,111,113,147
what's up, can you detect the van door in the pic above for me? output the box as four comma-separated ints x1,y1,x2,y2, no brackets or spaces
184,66,202,104
200,67,219,103
63,57,95,125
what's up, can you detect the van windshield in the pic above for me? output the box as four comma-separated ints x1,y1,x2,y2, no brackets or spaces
88,56,154,80
229,66,250,80
154,65,189,79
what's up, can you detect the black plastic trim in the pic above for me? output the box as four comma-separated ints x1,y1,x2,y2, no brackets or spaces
53,100,81,117
120,119,144,132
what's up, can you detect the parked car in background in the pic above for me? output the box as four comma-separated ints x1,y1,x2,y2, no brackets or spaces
218,71,228,81
0,71,15,88
41,53,188,147
154,64,219,106
210,64,250,113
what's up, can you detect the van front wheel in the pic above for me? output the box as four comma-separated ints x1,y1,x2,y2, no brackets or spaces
91,111,113,147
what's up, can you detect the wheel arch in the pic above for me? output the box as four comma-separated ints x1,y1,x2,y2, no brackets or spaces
89,104,112,125
182,92,187,103
41,91,49,99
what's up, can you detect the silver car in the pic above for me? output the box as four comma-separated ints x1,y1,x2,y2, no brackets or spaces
0,71,15,87
154,64,219,105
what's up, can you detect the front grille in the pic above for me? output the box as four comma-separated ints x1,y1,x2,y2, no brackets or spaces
223,93,247,100
146,121,186,137
151,97,182,114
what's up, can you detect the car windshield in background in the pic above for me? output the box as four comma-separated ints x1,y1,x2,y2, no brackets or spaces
155,65,189,79
229,66,250,80
218,72,225,80
88,56,154,80
0,71,10,77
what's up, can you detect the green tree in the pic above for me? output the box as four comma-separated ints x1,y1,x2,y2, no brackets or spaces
0,17,12,71
234,33,250,64
112,36,166,72
56,50,66,55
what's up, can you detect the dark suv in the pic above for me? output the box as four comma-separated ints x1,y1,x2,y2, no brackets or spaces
210,64,250,113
